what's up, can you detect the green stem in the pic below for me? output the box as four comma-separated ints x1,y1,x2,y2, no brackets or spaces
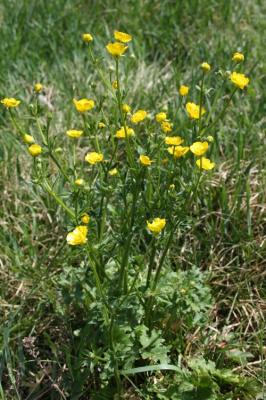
49,152,72,183
35,116,48,145
42,179,75,220
146,223,178,326
8,110,24,138
145,237,157,289
118,176,140,294
115,58,135,169
201,87,237,136
198,73,205,135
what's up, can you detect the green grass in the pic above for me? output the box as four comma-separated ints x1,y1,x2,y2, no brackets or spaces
0,0,266,399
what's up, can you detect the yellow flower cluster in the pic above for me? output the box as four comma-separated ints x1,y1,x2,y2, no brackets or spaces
67,226,88,246
66,129,83,138
85,152,104,165
115,126,135,139
73,98,95,112
131,110,147,124
230,72,249,90
147,218,166,234
1,98,21,108
186,102,206,119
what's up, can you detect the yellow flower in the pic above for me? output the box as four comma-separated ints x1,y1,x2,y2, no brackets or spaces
186,102,206,119
169,184,175,190
83,33,93,42
232,52,244,62
131,110,147,124
230,72,249,90
207,135,214,142
109,167,118,176
112,80,118,89
115,126,135,139
81,214,90,224
73,98,95,112
98,122,106,128
179,85,189,96
201,62,211,72
122,103,131,113
28,144,42,157
167,145,189,158
165,136,184,146
114,30,132,43
34,83,43,93
75,178,85,186
161,121,173,133
85,152,104,165
66,129,83,138
106,42,128,57
1,98,20,108
66,226,88,246
139,155,152,166
190,141,209,156
196,157,215,170
155,112,167,122
23,134,34,144
147,218,166,234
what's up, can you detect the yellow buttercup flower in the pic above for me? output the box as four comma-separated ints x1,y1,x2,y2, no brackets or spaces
161,121,173,133
165,136,184,146
167,145,189,158
66,129,83,138
122,103,131,113
23,134,34,144
109,167,118,176
147,218,166,234
230,72,249,90
81,214,90,224
112,80,118,89
73,98,95,112
106,42,128,57
186,102,206,119
190,141,209,156
98,122,106,128
83,33,93,42
155,112,167,122
196,157,215,170
85,152,104,165
207,135,214,142
201,62,211,72
28,144,42,157
179,85,189,96
75,178,85,186
34,83,43,93
114,30,132,43
66,226,88,246
169,184,175,190
139,155,152,166
131,110,147,124
232,52,244,62
1,98,20,108
115,126,135,139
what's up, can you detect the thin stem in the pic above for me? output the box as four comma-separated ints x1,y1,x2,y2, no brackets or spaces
118,176,140,294
115,58,135,169
201,87,237,136
42,179,75,220
145,237,157,289
8,110,24,138
198,73,205,135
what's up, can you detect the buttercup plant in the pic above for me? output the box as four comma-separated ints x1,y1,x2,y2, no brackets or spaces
1,30,252,397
